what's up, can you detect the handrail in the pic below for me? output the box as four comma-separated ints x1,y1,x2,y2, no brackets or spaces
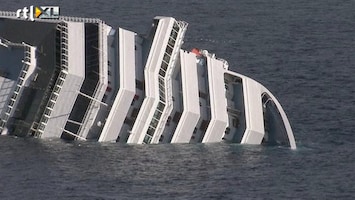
59,16,102,24
0,11,103,24
0,11,16,17
0,37,31,48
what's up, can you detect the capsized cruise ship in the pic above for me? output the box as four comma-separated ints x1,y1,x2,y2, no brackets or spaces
0,11,296,149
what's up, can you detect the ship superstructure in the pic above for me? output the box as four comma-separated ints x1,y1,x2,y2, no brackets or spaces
0,11,296,149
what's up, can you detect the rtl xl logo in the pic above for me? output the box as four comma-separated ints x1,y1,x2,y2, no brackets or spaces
16,6,60,21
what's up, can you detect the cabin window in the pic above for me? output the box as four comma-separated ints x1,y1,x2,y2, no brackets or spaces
147,127,155,136
20,71,26,78
50,94,58,101
17,79,23,85
166,45,173,55
11,93,17,100
42,116,49,124
15,86,21,92
159,69,166,77
38,124,45,131
8,100,15,107
143,135,152,144
44,108,52,116
48,101,55,109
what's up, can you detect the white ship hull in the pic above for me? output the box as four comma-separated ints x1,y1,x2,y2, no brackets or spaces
0,12,296,149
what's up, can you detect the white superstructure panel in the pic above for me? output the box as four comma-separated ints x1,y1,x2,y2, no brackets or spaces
240,77,265,144
0,14,296,148
128,18,174,144
77,22,110,139
66,22,86,76
149,20,188,144
202,57,228,143
41,74,84,138
171,50,200,143
99,28,136,142
41,22,85,138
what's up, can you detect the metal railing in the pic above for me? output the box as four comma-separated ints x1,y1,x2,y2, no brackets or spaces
0,11,16,17
59,16,102,24
0,10,103,24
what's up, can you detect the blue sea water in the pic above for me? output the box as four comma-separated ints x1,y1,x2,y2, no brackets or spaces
1,0,355,199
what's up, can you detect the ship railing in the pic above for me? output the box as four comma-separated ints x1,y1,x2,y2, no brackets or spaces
23,45,31,63
0,37,30,48
0,11,16,17
201,49,229,68
59,16,103,24
176,20,188,29
58,22,69,70
0,37,11,46
0,11,104,24
0,37,9,47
